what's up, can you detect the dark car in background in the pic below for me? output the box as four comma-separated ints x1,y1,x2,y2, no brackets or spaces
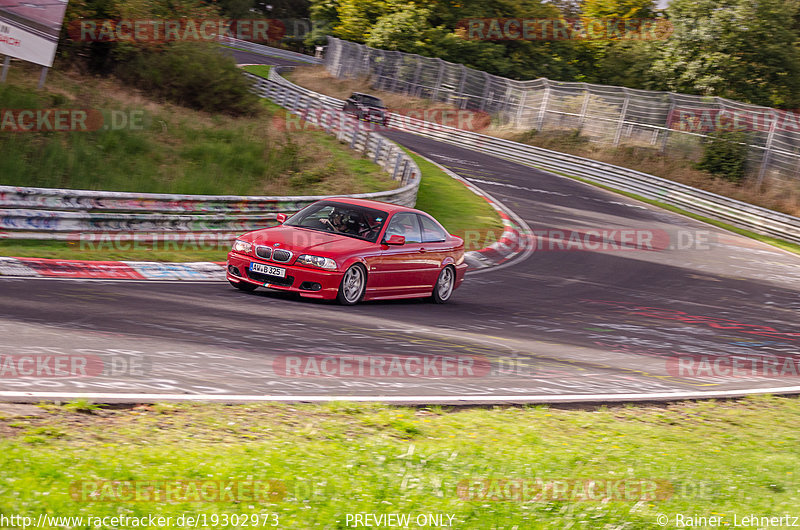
342,92,390,126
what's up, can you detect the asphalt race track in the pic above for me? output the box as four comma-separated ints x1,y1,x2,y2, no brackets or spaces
0,50,798,404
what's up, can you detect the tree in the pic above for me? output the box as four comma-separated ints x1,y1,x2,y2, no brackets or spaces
581,0,656,19
650,0,800,108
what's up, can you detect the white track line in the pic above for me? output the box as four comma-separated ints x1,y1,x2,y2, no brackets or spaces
2,387,800,403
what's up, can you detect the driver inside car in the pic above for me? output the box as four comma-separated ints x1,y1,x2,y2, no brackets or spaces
322,209,358,234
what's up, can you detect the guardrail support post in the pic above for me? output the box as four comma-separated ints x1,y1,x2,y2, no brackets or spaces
392,152,403,180
374,138,384,163
350,122,360,149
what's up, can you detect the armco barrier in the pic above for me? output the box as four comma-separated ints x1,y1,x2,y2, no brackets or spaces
218,35,322,65
261,64,800,246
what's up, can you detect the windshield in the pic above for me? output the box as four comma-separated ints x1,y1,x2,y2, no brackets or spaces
284,201,389,242
361,95,385,108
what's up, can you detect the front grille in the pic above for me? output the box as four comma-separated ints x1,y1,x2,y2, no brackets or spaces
272,249,292,262
255,245,272,259
247,270,294,287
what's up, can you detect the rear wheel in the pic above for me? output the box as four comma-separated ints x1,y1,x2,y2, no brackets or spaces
337,264,366,305
431,266,455,304
229,280,258,292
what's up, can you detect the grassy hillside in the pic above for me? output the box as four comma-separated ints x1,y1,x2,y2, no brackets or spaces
0,64,394,196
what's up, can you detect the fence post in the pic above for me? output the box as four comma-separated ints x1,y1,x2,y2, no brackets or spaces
412,59,422,97
391,52,401,93
432,59,445,102
578,84,590,129
757,110,779,185
661,93,676,152
457,65,468,108
613,88,630,146
515,88,528,129
480,72,491,112
537,79,550,131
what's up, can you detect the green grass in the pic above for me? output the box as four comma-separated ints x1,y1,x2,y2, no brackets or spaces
242,65,272,78
2,396,800,528
0,68,393,197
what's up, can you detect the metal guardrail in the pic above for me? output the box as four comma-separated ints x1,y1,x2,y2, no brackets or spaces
219,36,322,65
265,67,800,245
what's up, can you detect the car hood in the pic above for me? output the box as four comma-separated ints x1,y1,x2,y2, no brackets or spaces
242,226,374,255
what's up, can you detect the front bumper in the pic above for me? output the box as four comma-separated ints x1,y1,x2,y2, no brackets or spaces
226,252,343,299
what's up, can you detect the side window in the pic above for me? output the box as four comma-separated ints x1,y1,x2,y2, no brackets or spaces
418,214,447,243
385,213,422,243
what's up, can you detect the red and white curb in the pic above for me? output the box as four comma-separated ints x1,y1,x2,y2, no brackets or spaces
0,257,225,281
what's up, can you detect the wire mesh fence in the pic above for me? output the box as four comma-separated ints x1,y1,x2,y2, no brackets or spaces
324,36,800,186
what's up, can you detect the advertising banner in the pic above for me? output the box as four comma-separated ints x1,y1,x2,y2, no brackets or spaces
0,0,68,67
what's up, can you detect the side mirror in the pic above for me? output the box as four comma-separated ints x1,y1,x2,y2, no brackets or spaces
276,213,287,224
384,234,405,245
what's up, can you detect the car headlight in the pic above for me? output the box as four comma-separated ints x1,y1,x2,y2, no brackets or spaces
232,240,252,254
296,254,337,270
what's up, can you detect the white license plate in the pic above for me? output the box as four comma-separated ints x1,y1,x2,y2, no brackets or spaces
249,262,286,278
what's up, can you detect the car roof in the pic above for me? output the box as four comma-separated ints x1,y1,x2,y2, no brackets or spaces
322,197,420,215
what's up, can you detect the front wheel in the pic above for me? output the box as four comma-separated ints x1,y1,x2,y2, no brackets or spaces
430,266,455,304
229,279,258,292
337,264,366,305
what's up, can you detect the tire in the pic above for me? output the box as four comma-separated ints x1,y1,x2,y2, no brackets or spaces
337,264,366,305
430,266,455,304
229,279,258,292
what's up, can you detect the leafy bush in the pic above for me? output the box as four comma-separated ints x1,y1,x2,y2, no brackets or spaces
118,42,260,116
697,130,750,183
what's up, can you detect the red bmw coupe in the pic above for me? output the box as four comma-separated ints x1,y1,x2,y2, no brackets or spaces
226,198,467,305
